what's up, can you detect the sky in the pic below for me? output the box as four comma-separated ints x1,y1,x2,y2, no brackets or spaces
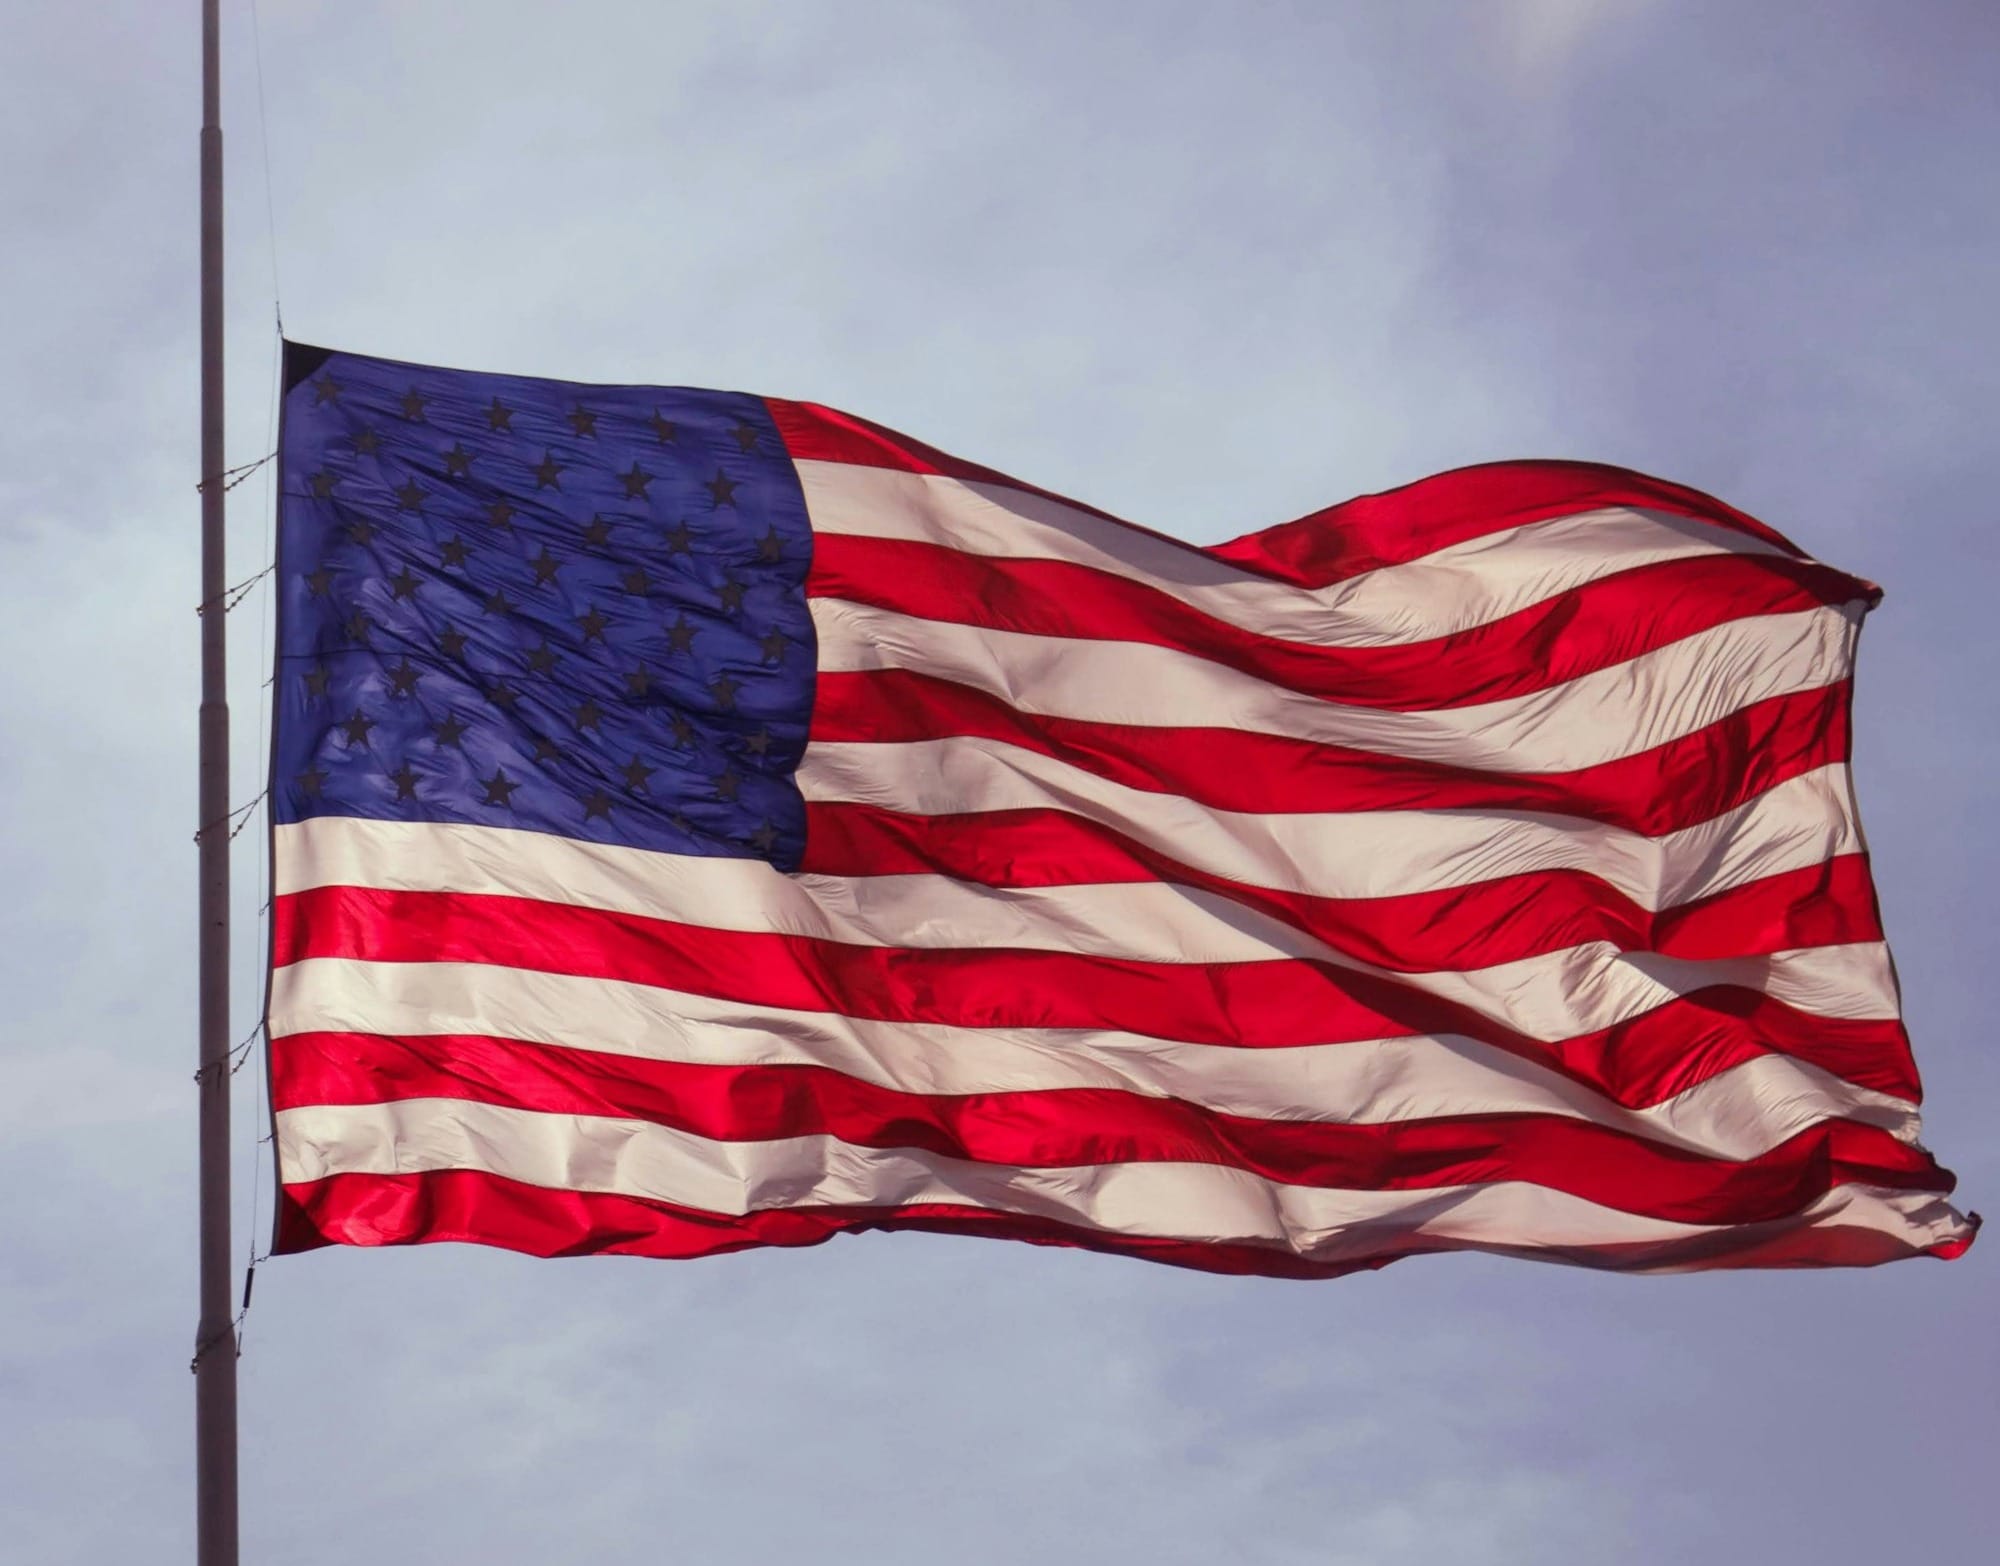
1,1,1995,1560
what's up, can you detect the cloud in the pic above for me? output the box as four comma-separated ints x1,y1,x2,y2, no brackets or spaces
1493,0,1653,88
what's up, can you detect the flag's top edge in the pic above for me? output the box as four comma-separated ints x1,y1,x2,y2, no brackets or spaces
281,339,729,406
766,395,1868,595
282,340,1880,601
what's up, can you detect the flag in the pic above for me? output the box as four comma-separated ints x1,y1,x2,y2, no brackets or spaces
266,342,1975,1277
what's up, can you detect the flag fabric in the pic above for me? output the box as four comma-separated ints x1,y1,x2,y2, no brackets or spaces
266,342,1975,1277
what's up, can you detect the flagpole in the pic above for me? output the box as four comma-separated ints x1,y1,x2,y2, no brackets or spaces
195,0,240,1561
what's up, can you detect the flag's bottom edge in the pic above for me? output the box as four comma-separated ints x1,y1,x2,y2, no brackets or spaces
273,1170,1977,1279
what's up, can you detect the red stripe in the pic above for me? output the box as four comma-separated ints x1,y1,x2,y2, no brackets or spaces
275,1169,1973,1272
809,670,1853,838
1206,462,1829,588
276,1168,1392,1275
271,1031,1950,1225
801,804,1884,970
770,398,1143,530
271,886,1922,1105
767,397,1864,590
809,535,1863,711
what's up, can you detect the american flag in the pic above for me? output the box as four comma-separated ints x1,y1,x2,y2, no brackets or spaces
267,343,1974,1277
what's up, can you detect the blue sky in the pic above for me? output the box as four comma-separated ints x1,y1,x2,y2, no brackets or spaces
2,2,1994,1560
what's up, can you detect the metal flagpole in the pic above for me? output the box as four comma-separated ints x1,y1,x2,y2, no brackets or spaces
195,0,240,1561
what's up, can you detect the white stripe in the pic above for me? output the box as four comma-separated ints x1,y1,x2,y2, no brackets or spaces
810,597,1860,772
273,817,1900,1035
269,957,1922,1158
801,743,1862,907
275,1098,1972,1268
798,461,1801,648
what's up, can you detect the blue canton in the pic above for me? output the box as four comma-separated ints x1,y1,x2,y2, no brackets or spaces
272,343,816,870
